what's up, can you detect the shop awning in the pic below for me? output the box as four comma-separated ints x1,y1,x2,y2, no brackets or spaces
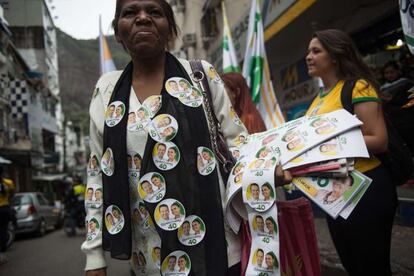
32,173,67,182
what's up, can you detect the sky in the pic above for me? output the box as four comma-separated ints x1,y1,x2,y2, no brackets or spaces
45,0,116,39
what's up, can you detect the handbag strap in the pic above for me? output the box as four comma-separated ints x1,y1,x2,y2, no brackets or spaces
189,59,232,171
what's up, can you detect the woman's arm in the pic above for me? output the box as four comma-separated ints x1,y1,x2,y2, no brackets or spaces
354,101,388,154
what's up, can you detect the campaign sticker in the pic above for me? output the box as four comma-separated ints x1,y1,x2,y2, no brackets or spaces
165,77,191,98
234,134,247,146
197,147,216,176
142,95,162,118
154,199,186,231
132,201,153,230
128,106,152,132
244,182,275,212
178,87,203,108
86,215,100,242
250,214,278,238
132,251,147,274
250,248,279,272
105,101,125,127
151,246,162,269
319,138,338,156
152,142,180,171
138,172,166,203
105,205,125,235
127,151,141,178
148,114,178,143
87,154,101,177
161,250,191,275
101,148,115,176
281,129,306,152
207,66,223,84
230,106,243,126
177,215,206,246
85,184,103,209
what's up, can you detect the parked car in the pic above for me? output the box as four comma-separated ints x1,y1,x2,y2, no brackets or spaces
11,192,60,236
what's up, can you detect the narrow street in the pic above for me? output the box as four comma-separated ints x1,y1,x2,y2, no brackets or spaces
0,229,131,276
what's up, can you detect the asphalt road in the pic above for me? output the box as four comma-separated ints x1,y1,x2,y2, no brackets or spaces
0,229,131,276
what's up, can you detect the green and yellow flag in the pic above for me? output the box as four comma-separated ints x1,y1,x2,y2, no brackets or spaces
222,1,240,73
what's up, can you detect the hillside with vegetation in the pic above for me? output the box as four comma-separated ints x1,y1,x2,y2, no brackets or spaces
56,29,130,132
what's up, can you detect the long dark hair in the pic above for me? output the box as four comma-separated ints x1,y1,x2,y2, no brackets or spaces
112,0,179,40
313,29,379,91
221,72,267,134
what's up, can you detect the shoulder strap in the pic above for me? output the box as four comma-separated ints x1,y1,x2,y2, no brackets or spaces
189,59,220,126
340,80,356,114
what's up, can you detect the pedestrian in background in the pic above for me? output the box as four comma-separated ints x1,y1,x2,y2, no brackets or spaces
0,166,14,265
305,29,397,275
81,1,292,276
221,72,267,134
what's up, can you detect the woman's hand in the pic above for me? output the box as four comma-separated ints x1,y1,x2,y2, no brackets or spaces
86,268,107,276
274,164,292,187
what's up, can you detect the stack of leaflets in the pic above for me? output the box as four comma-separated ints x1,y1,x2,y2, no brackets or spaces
231,109,374,220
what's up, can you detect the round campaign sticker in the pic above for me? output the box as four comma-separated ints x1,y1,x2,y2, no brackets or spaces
161,250,191,276
132,251,147,274
234,134,247,146
105,205,125,235
177,215,206,246
101,148,115,176
127,106,152,132
165,77,191,98
250,247,279,272
154,199,186,231
261,133,279,146
86,215,100,242
148,114,179,143
251,214,278,238
207,66,223,84
85,184,103,209
153,142,180,171
87,154,101,177
178,86,203,108
127,151,142,178
230,147,241,160
105,101,125,127
138,172,166,203
197,147,216,176
245,182,275,212
230,106,243,126
132,201,153,230
151,246,162,269
282,129,305,152
143,95,162,118
319,138,338,156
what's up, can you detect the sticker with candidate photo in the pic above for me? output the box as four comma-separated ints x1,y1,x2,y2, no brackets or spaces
230,106,243,126
148,114,178,143
178,86,203,107
127,151,141,178
247,157,277,172
152,142,180,171
244,181,275,212
101,148,115,176
132,251,147,274
177,215,206,246
143,95,162,118
85,184,103,209
165,77,191,98
138,172,166,203
151,246,162,269
249,248,279,272
87,154,101,177
161,250,191,276
207,66,223,84
309,116,337,135
132,201,153,230
281,129,306,152
86,215,100,242
230,147,242,160
234,134,247,146
105,205,125,235
154,199,186,231
319,138,339,156
127,106,151,132
105,101,125,127
261,133,279,146
197,147,216,176
250,213,278,238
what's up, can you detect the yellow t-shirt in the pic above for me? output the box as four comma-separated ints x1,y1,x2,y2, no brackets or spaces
0,178,15,207
306,79,381,172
